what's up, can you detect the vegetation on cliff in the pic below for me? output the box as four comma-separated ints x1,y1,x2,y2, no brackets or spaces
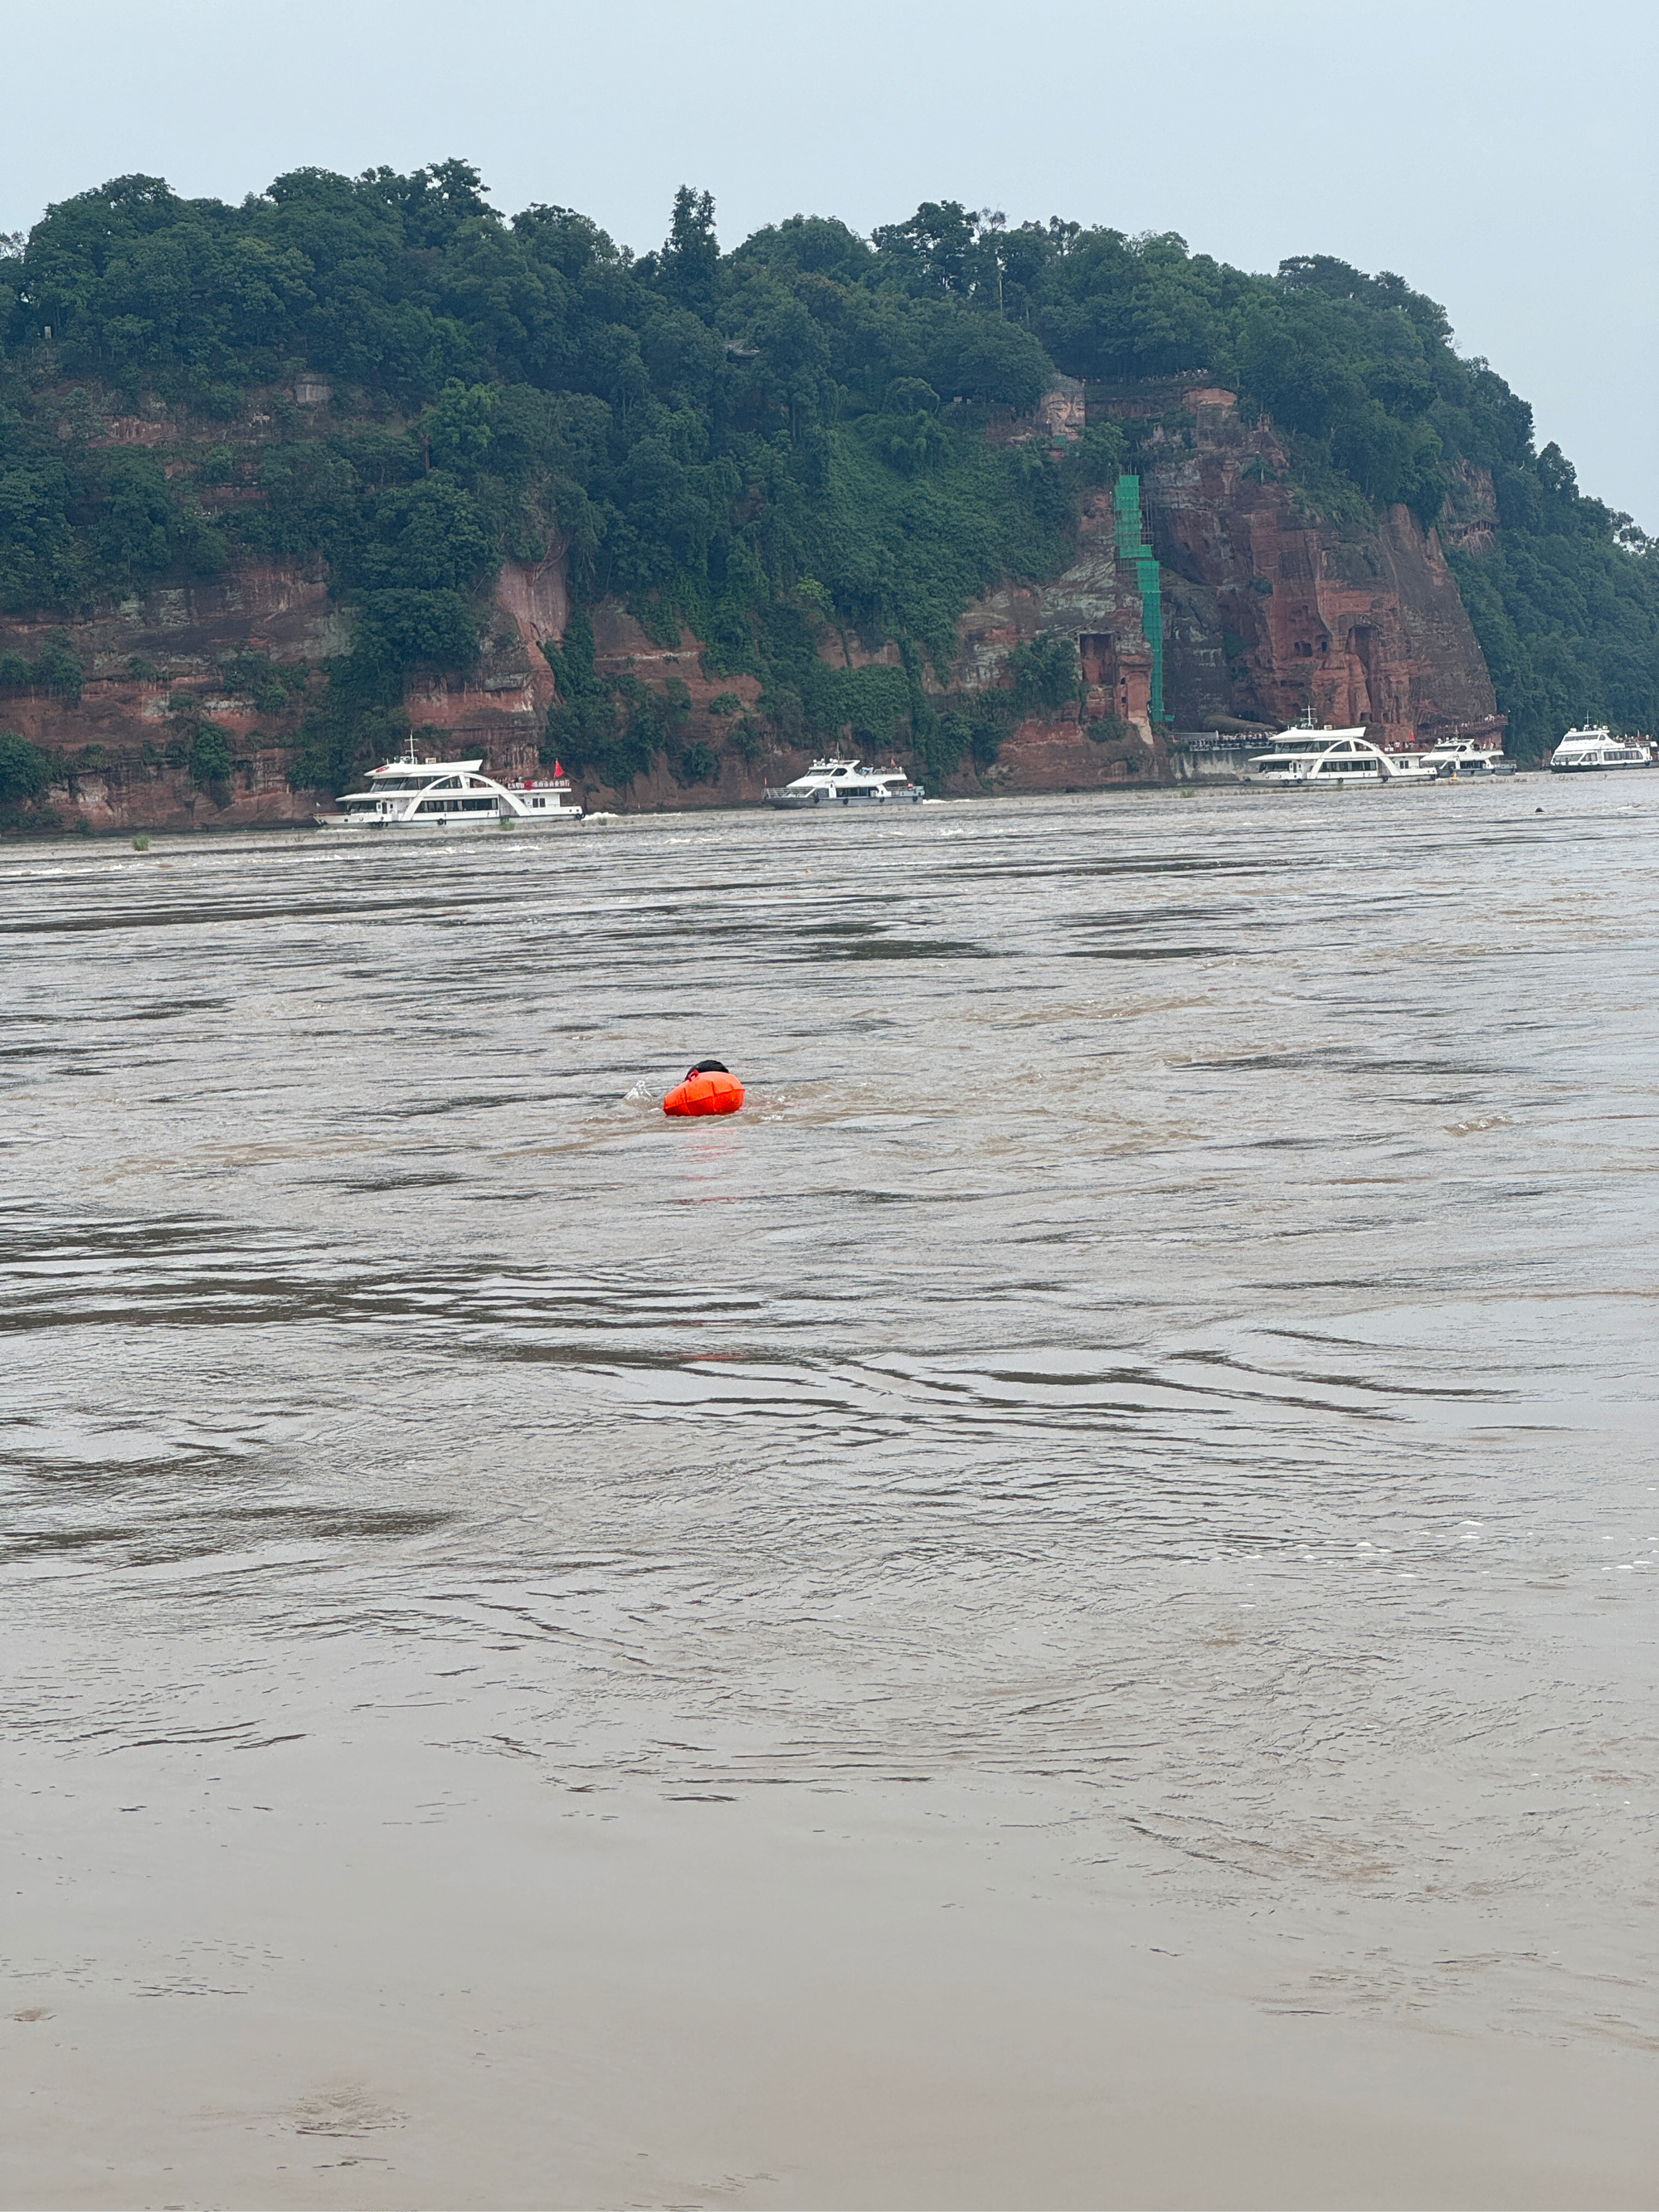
1446,455,1659,753
1,168,1653,782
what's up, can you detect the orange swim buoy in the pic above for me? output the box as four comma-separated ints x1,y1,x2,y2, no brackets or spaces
663,1060,745,1117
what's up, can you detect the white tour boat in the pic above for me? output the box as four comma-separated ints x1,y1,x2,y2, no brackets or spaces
764,757,927,807
1415,738,1518,776
317,745,585,831
1547,725,1654,773
1246,725,1439,786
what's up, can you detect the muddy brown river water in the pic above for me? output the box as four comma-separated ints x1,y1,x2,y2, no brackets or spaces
3,780,1657,2210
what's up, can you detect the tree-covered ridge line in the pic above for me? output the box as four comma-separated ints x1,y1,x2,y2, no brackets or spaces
1,163,1653,783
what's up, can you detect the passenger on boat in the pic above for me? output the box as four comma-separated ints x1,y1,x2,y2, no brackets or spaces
663,1061,745,1116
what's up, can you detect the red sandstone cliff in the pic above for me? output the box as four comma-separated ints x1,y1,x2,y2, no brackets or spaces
0,567,340,833
1,377,1507,832
571,376,1509,810
1092,380,1503,746
0,553,567,834
937,484,1163,795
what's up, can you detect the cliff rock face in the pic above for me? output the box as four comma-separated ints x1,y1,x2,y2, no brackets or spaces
942,486,1164,793
1093,381,1502,743
583,603,779,809
2,379,1509,832
0,553,576,832
573,496,1170,810
0,566,342,833
401,552,571,782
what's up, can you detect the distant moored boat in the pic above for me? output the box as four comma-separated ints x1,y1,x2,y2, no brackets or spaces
1246,723,1438,786
1414,737,1518,776
1547,725,1654,772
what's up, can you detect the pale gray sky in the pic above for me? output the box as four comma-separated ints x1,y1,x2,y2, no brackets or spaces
6,0,1653,525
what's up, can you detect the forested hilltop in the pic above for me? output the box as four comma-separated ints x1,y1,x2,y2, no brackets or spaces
1,162,1654,814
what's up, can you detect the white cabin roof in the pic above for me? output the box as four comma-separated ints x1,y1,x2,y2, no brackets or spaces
1252,732,1384,759
786,758,914,780
368,756,484,780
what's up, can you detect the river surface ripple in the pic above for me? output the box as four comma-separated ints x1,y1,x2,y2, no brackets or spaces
3,781,1657,2209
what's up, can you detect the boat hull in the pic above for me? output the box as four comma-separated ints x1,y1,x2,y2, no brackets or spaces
1248,771,1436,787
762,790,923,807
315,814,585,832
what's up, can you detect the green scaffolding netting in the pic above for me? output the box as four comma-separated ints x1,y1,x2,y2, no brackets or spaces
1113,474,1164,724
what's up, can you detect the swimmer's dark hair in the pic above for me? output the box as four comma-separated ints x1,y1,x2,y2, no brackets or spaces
688,1059,729,1076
